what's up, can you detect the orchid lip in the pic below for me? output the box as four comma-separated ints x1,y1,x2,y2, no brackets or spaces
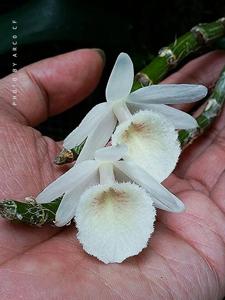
112,110,181,182
75,182,156,264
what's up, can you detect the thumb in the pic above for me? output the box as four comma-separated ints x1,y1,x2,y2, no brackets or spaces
0,49,105,126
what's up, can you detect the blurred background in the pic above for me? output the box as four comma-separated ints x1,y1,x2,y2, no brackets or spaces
0,0,224,140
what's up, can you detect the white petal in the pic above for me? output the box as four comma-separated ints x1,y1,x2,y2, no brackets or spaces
127,84,208,104
36,160,99,203
76,109,117,163
55,171,99,227
106,53,134,102
128,103,198,129
75,182,156,264
114,161,185,212
63,103,109,149
94,145,128,162
112,110,180,182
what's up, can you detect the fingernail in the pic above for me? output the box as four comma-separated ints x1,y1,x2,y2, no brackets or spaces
92,48,106,65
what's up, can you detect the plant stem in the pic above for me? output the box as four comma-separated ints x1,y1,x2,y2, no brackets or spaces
179,65,225,147
55,141,85,165
0,197,62,226
1,20,225,226
132,17,225,90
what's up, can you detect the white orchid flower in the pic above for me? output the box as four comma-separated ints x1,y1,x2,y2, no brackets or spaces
37,145,185,263
36,145,184,224
63,52,207,179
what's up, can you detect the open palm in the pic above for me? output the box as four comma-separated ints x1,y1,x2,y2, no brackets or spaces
0,49,224,300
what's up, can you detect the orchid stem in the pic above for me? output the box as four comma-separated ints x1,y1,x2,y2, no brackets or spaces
132,17,225,90
54,140,85,165
179,65,225,147
1,19,225,226
0,197,61,226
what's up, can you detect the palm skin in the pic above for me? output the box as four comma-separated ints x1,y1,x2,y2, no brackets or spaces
0,49,224,300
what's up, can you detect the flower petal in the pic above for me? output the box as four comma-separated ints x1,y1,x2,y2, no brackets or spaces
106,53,134,102
64,103,109,149
36,160,99,203
112,110,180,182
114,161,185,212
55,171,99,227
76,109,117,163
75,182,156,264
94,145,128,162
128,103,198,129
127,84,207,104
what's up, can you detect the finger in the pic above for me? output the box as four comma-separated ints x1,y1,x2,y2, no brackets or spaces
175,106,225,181
162,50,225,112
0,49,104,126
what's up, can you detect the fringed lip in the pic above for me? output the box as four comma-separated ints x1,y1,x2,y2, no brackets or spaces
75,182,156,264
112,110,181,182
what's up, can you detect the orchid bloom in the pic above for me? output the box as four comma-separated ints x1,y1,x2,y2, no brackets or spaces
36,145,184,223
63,53,207,181
36,145,185,263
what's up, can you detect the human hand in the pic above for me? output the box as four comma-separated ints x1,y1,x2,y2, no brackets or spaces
0,49,224,300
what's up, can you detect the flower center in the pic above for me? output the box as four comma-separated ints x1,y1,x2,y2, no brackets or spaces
122,122,150,142
94,188,128,207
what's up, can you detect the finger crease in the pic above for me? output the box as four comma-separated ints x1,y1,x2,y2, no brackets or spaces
23,68,50,121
